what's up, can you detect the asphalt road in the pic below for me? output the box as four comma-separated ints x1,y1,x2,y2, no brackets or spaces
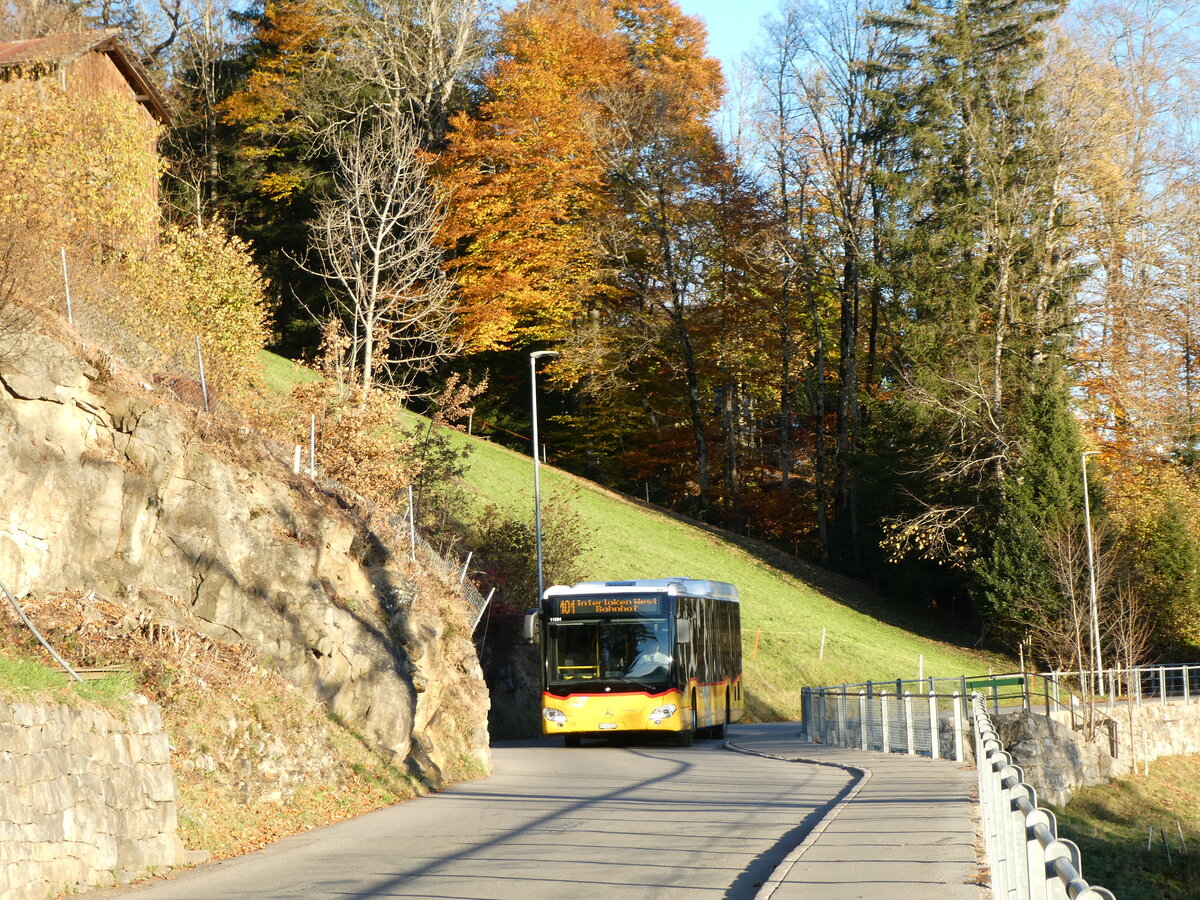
86,724,854,900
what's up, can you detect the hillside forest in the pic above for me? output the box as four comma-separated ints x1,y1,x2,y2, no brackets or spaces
2,0,1200,669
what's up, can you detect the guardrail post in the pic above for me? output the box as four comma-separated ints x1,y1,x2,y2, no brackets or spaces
1002,768,1032,898
859,692,868,750
1044,839,1081,900
881,691,891,753
1159,665,1167,704
904,692,916,755
1026,805,1054,900
952,691,963,763
928,691,939,759
838,690,848,747
1186,665,1193,706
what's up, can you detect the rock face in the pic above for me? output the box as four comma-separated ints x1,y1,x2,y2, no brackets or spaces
989,702,1200,806
994,711,1116,807
0,326,491,782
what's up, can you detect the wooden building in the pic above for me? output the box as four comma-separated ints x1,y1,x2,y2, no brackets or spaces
0,30,171,246
0,30,170,128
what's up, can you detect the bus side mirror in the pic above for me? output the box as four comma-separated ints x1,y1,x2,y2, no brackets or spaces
675,617,692,645
523,608,538,643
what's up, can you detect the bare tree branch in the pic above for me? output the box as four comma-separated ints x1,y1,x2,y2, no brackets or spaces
305,109,460,394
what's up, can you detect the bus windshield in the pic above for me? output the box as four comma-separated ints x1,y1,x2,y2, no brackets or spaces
546,617,671,687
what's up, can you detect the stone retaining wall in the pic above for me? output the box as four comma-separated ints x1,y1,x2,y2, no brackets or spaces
994,700,1200,806
0,696,184,900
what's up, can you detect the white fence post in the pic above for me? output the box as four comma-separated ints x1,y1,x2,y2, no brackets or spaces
904,692,915,755
928,691,939,759
407,484,417,561
840,691,849,748
881,691,891,754
195,336,210,413
61,247,73,325
859,692,868,751
952,691,963,763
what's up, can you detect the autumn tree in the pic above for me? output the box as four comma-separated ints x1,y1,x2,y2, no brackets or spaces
1056,0,1200,461
438,0,617,353
158,0,244,228
329,0,483,147
595,0,727,514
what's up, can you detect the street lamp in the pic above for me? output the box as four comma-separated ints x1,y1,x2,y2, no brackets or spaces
1081,450,1102,694
530,350,560,604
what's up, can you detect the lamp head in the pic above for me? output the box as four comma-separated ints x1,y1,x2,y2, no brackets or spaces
530,350,560,361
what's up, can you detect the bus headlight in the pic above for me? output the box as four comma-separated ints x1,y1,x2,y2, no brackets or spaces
649,704,677,723
542,708,568,724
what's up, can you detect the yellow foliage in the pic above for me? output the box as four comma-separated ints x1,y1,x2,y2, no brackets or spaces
122,222,272,400
0,79,161,254
291,380,419,509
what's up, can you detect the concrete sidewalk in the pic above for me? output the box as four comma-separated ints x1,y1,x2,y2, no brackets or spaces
728,723,988,900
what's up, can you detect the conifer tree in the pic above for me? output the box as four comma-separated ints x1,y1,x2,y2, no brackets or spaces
871,0,1086,620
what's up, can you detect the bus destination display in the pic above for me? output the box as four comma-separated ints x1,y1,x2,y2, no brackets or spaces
555,595,662,617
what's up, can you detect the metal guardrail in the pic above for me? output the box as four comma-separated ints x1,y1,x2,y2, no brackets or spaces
802,664,1200,765
973,693,1116,899
809,665,1200,713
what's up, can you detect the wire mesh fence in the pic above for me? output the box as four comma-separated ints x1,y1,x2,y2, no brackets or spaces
800,686,968,761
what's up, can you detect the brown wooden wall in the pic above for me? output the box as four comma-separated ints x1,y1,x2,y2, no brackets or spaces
65,50,156,130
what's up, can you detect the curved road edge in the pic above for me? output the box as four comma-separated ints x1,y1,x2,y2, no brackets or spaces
724,739,873,899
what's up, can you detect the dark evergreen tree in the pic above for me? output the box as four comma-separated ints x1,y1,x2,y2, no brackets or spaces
868,0,1087,622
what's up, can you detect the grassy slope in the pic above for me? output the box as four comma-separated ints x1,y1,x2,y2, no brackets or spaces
448,423,1010,719
1052,755,1200,899
266,351,1010,720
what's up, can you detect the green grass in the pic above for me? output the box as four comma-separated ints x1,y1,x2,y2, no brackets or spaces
439,419,1011,719
1052,755,1200,899
259,352,1011,719
0,650,137,709
259,349,321,394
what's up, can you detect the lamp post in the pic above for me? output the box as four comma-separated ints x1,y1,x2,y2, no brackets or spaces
1081,450,1102,694
530,350,559,604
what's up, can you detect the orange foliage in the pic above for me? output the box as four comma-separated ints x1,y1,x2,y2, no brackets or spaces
439,0,724,356
438,1,622,353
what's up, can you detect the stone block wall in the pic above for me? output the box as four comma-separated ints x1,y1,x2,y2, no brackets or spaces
992,700,1200,806
1108,698,1200,775
0,696,183,900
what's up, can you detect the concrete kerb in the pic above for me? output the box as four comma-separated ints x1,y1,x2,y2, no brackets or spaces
725,739,873,900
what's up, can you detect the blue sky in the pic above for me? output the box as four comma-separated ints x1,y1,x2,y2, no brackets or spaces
676,0,781,80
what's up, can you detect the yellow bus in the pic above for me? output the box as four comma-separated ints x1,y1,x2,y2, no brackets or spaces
524,578,743,747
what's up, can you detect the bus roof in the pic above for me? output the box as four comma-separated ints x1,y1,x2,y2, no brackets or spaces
544,578,739,603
